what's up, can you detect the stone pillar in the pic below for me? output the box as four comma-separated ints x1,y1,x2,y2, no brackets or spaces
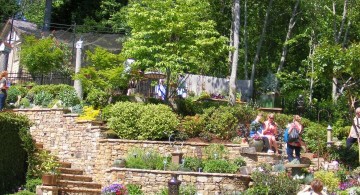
74,40,83,100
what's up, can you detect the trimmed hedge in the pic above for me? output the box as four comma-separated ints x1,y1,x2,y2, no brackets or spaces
108,102,179,140
0,112,32,194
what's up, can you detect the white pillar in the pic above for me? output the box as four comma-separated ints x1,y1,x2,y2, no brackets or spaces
74,40,83,100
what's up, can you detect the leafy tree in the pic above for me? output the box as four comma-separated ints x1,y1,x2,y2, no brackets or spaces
122,0,230,78
74,47,129,105
0,0,19,23
20,35,71,77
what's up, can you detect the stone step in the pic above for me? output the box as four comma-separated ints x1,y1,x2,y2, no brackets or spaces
59,174,93,182
59,162,72,168
58,180,102,189
59,168,83,175
58,187,102,195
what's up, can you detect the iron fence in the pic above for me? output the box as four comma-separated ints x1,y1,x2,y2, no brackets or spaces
7,72,73,86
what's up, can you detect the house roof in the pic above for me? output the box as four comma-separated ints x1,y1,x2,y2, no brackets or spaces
0,19,123,52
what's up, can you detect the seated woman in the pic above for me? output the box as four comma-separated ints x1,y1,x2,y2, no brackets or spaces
263,113,279,154
249,113,270,151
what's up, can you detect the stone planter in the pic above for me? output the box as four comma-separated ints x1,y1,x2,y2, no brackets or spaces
42,174,57,186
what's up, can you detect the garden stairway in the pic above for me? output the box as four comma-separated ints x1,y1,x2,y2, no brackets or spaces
36,143,102,195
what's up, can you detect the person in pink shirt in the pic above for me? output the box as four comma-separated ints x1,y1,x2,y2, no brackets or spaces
263,113,279,154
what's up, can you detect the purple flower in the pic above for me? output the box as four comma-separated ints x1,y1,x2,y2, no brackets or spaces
102,183,127,195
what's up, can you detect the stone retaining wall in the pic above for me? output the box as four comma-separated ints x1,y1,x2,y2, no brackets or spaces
14,109,105,175
104,168,250,195
14,109,279,193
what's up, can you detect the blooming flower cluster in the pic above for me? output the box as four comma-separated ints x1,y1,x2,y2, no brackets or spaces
102,183,127,195
339,179,358,191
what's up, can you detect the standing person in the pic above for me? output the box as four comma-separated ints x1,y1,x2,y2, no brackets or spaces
0,71,9,111
177,74,187,99
155,79,166,100
346,107,360,149
263,113,279,154
249,113,270,152
286,115,303,162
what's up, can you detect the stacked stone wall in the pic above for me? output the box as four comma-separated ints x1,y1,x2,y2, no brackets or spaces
14,109,277,194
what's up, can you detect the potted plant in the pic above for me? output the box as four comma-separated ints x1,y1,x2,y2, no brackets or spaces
38,151,60,186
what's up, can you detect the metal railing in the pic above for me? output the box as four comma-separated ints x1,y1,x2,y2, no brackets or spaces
7,72,73,85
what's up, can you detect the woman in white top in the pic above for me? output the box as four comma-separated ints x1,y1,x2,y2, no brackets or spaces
346,107,360,149
0,71,9,110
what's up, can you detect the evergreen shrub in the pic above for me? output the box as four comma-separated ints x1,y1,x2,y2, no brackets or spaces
0,112,32,194
108,102,179,140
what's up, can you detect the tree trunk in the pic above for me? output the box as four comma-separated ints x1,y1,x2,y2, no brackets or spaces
249,0,273,99
43,0,52,32
229,0,240,106
277,0,299,73
332,0,348,101
243,0,248,80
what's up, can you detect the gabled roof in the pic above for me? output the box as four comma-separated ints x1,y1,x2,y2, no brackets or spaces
0,19,123,52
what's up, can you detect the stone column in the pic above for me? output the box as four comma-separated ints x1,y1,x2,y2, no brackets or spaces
74,40,83,100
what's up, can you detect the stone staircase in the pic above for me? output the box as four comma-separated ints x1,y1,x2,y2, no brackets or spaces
36,143,102,195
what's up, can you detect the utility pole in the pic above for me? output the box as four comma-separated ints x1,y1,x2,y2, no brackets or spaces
74,39,83,100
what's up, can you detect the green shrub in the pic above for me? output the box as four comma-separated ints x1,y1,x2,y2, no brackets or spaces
85,88,109,108
233,157,246,167
314,170,340,193
58,88,80,107
7,85,26,104
126,184,143,195
183,157,203,172
180,115,203,138
124,148,165,170
108,102,179,140
302,122,327,155
243,186,270,195
204,144,229,160
25,178,42,192
20,98,31,108
202,106,238,139
33,91,53,107
203,159,238,173
250,171,300,195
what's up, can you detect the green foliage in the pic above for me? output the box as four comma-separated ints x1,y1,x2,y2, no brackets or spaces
201,106,238,139
126,184,143,195
33,91,53,107
183,157,203,172
203,159,238,173
123,0,230,79
302,122,327,155
77,106,100,121
204,144,229,160
85,88,109,109
0,112,32,194
11,190,36,195
7,85,27,104
243,186,270,195
180,115,203,138
37,150,60,175
20,35,70,75
250,171,300,195
124,148,166,170
0,0,19,22
58,88,80,107
74,47,129,104
314,171,340,193
25,178,42,193
328,146,359,168
108,102,179,140
20,98,31,108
